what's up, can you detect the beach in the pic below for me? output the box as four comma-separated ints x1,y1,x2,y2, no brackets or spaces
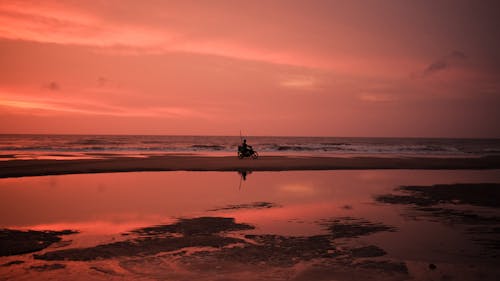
1,133,500,281
1,156,500,280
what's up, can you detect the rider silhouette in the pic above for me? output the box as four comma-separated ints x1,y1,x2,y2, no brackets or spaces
238,138,258,159
241,139,253,153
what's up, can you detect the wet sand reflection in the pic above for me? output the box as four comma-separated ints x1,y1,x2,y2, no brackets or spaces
1,170,500,280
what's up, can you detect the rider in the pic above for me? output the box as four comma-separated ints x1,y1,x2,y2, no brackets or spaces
241,139,253,154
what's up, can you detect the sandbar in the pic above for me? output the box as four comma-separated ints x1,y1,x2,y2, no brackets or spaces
1,155,499,178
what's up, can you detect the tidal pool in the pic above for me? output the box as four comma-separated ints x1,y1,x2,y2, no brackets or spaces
1,170,499,280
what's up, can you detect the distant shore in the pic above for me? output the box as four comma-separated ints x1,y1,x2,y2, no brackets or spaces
1,155,500,178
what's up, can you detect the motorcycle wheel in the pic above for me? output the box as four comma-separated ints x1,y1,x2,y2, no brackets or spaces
252,152,258,159
238,152,244,159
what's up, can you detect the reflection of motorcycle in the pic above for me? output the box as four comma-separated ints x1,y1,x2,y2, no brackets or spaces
238,145,258,159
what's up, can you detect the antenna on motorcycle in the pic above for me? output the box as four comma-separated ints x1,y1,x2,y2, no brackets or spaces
239,130,243,143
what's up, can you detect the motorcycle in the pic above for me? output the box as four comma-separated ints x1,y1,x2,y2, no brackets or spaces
237,145,258,159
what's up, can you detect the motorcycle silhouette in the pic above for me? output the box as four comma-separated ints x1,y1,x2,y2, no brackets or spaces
237,145,258,159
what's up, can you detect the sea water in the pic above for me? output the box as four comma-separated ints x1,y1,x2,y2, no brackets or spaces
1,134,499,160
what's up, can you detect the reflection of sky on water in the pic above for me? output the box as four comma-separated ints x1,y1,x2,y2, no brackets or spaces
1,170,500,231
1,170,500,280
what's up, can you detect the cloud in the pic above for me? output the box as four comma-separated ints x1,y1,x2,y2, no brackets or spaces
0,0,406,75
0,1,303,67
0,91,208,119
422,50,468,77
358,93,395,103
97,77,108,87
449,50,467,60
279,75,319,91
425,60,447,74
0,1,171,48
43,81,60,91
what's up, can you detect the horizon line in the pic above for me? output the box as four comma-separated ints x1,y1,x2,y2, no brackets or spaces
0,133,498,140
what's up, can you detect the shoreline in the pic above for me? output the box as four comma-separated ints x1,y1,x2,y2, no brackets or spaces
1,155,500,178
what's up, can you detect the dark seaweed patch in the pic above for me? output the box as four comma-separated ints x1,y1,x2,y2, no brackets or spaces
208,202,279,212
375,183,500,252
0,229,77,256
130,217,254,236
35,217,252,261
376,183,500,208
320,217,396,239
2,260,24,266
354,260,408,274
349,245,387,258
182,234,335,268
30,263,66,271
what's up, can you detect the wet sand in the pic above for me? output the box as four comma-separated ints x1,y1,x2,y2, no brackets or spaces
1,155,500,178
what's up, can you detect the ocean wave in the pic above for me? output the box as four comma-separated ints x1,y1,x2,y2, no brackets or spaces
0,146,55,151
66,139,124,146
483,148,500,153
394,145,460,153
320,142,351,146
263,144,355,152
1,135,499,156
275,145,317,151
190,145,226,151
140,141,166,144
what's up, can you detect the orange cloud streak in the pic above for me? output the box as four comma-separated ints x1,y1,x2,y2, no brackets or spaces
0,0,418,77
0,91,208,119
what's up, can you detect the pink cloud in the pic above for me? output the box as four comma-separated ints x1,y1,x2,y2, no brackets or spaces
0,0,420,77
0,1,171,47
358,93,396,103
0,90,209,119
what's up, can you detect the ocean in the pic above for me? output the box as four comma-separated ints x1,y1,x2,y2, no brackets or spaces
0,134,499,160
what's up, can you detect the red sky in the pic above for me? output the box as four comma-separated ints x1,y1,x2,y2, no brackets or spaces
1,0,499,137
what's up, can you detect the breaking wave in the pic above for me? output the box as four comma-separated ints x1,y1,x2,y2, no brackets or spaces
0,135,499,157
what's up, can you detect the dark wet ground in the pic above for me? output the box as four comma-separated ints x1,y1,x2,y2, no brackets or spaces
208,201,279,211
1,216,409,280
375,183,500,208
29,263,66,271
0,229,77,256
32,217,397,268
375,183,500,256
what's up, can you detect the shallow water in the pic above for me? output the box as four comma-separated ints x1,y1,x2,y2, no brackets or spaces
1,170,500,280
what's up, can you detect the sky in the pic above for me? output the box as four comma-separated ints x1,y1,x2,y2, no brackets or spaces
0,0,499,137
